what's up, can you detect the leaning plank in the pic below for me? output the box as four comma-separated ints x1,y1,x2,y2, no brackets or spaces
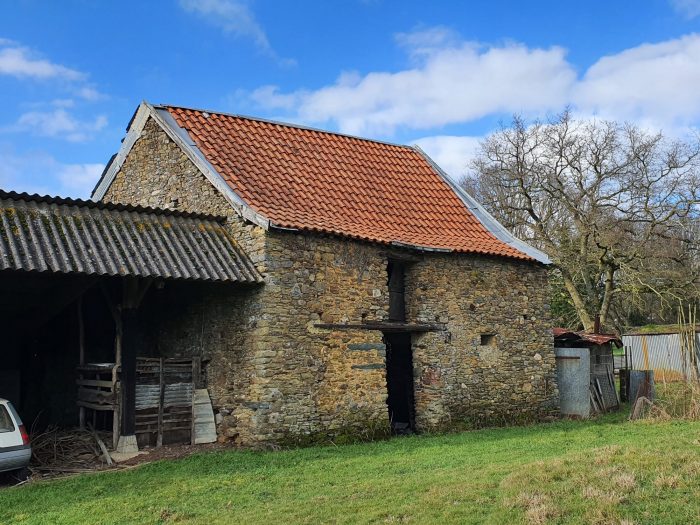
193,389,217,444
88,424,113,465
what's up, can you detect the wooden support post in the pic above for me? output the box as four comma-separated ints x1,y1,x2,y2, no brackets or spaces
115,278,151,454
157,358,164,447
120,306,138,438
78,297,86,430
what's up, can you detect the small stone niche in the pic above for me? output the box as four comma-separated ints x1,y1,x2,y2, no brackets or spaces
480,333,496,346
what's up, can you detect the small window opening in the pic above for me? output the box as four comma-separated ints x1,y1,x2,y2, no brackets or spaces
480,334,496,346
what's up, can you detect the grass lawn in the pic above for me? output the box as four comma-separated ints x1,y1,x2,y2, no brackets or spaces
1,413,700,524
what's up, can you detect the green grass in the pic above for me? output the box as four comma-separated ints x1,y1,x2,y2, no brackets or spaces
2,414,700,524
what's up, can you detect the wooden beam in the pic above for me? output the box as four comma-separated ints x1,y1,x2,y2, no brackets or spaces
314,321,445,333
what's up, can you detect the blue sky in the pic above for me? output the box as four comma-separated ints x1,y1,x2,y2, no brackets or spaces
1,0,700,198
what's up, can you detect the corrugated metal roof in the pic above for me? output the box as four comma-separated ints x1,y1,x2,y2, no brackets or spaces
553,328,623,348
0,190,262,283
622,333,700,379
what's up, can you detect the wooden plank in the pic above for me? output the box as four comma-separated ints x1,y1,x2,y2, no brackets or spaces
76,378,114,388
77,401,116,411
193,389,217,444
78,389,115,404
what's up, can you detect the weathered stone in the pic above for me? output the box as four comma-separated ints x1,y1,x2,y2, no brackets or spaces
347,343,386,351
351,363,386,370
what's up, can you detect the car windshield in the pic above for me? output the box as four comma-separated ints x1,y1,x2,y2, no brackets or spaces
0,405,15,432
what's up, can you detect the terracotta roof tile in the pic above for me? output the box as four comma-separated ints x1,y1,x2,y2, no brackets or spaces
165,106,531,260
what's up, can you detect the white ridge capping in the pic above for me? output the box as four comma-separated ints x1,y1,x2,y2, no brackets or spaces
412,145,551,265
91,101,272,230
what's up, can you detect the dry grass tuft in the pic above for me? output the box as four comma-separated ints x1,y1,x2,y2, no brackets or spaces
593,445,622,465
582,486,604,500
515,492,559,525
612,472,637,491
654,474,681,489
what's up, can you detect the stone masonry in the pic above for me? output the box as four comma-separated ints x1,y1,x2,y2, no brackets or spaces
103,117,558,446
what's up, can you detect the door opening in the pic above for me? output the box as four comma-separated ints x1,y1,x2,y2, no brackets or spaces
384,332,415,434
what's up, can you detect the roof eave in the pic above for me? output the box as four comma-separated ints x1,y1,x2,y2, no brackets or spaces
412,145,552,265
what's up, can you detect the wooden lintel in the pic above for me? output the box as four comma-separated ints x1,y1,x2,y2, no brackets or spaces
314,322,445,333
382,250,421,263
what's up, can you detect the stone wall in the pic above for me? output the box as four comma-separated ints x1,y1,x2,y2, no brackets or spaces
101,115,558,446
406,255,557,430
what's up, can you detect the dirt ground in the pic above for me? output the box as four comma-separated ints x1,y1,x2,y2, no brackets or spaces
1,439,238,488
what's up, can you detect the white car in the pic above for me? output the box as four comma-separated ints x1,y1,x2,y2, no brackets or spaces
0,399,31,479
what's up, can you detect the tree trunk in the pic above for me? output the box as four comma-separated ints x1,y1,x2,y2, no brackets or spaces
599,265,616,328
561,270,594,330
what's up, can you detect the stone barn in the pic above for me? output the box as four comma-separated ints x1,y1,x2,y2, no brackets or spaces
86,102,557,446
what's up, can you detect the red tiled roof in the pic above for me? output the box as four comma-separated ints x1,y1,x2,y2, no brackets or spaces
165,106,531,260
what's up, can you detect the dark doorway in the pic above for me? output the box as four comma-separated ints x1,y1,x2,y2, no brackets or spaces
384,332,415,434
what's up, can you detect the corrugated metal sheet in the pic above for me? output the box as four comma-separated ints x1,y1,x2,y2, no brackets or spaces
553,328,622,347
0,191,262,283
622,333,700,379
164,383,193,408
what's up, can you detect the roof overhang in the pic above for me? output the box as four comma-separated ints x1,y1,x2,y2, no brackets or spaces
0,191,263,283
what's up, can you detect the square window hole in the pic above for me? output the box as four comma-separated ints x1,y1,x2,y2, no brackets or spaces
480,334,496,346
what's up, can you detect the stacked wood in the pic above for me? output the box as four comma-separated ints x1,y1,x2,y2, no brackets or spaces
30,426,113,476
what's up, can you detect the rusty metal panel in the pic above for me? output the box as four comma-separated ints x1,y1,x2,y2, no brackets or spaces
0,190,262,283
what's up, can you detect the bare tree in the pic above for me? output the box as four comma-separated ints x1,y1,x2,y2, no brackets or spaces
465,111,700,331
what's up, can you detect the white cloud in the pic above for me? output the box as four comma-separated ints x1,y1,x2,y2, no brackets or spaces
573,33,700,129
179,0,295,66
412,135,482,181
0,44,83,80
251,36,575,136
670,0,700,18
245,29,700,138
0,39,107,102
394,26,461,59
6,109,108,142
0,148,104,198
56,163,105,196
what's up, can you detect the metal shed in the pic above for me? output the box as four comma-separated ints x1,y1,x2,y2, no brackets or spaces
554,329,622,417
